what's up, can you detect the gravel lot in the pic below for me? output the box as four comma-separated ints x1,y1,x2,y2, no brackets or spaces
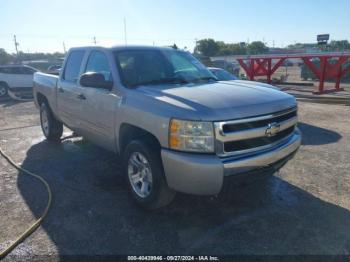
0,99,349,260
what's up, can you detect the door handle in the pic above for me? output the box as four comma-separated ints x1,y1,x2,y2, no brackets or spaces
76,93,86,100
58,87,64,93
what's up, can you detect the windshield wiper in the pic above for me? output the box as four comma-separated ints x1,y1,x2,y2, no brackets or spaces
192,76,218,83
130,77,189,88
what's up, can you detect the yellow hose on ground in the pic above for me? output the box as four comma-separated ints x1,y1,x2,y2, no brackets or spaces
0,145,52,259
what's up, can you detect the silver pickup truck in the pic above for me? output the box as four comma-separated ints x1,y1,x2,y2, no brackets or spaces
33,46,301,209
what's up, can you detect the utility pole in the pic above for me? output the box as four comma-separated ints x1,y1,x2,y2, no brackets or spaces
124,18,127,46
194,38,198,53
93,36,97,45
247,38,250,55
13,35,19,56
63,42,67,54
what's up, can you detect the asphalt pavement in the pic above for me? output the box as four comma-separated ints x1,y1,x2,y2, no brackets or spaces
0,99,349,260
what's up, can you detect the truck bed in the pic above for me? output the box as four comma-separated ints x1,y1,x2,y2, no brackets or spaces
33,72,59,110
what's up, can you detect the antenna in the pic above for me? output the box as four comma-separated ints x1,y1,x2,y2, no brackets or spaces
63,42,67,54
124,18,127,46
13,35,19,56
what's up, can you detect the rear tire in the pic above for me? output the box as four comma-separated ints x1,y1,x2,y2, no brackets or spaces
123,140,176,210
0,83,8,97
40,102,63,142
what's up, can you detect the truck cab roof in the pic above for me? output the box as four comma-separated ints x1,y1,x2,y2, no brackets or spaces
68,45,177,52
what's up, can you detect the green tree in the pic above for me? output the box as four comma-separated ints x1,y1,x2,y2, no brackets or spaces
195,38,220,57
247,41,268,55
218,43,247,55
170,43,178,49
286,43,306,49
0,48,11,65
17,51,64,61
329,40,350,51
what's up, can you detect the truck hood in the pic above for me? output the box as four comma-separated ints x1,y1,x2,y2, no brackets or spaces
136,81,296,121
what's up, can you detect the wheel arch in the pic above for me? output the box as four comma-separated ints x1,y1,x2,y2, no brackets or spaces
0,81,9,96
0,81,9,88
118,123,161,155
36,92,48,106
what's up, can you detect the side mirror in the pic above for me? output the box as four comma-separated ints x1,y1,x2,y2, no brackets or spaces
79,72,113,90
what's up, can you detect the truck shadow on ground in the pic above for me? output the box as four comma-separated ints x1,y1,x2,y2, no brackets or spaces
298,122,341,145
0,98,32,107
16,131,349,256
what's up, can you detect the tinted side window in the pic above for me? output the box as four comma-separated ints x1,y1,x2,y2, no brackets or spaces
0,67,12,74
85,51,112,82
9,67,22,74
63,50,85,82
0,67,21,74
21,67,37,75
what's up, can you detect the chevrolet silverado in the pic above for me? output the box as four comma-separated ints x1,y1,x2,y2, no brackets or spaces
33,46,301,209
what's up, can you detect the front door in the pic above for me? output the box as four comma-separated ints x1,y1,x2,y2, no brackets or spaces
78,50,119,151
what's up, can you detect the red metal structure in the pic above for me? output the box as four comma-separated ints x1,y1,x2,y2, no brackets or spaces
233,52,350,94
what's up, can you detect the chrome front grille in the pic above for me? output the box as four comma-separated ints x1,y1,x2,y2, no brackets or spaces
214,107,298,157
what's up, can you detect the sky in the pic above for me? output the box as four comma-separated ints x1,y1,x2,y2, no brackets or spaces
1,0,349,54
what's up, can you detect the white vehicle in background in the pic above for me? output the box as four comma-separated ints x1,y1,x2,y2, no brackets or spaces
47,65,62,75
211,60,240,76
208,67,238,81
0,65,38,98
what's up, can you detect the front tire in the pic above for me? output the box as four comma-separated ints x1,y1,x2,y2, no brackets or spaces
40,102,63,142
0,83,8,97
123,140,175,209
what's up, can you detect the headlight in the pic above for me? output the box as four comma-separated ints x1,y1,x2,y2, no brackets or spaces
169,119,214,153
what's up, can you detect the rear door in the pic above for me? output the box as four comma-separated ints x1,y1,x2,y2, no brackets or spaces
57,50,86,131
78,50,119,151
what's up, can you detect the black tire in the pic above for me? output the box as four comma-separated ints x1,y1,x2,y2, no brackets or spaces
0,83,8,97
123,140,176,209
40,102,63,142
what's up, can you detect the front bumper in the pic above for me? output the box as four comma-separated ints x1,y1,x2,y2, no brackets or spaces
161,129,301,195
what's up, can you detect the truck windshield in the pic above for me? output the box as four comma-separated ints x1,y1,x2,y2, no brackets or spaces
114,49,217,88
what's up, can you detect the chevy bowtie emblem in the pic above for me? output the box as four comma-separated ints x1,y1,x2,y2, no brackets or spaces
265,122,280,137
